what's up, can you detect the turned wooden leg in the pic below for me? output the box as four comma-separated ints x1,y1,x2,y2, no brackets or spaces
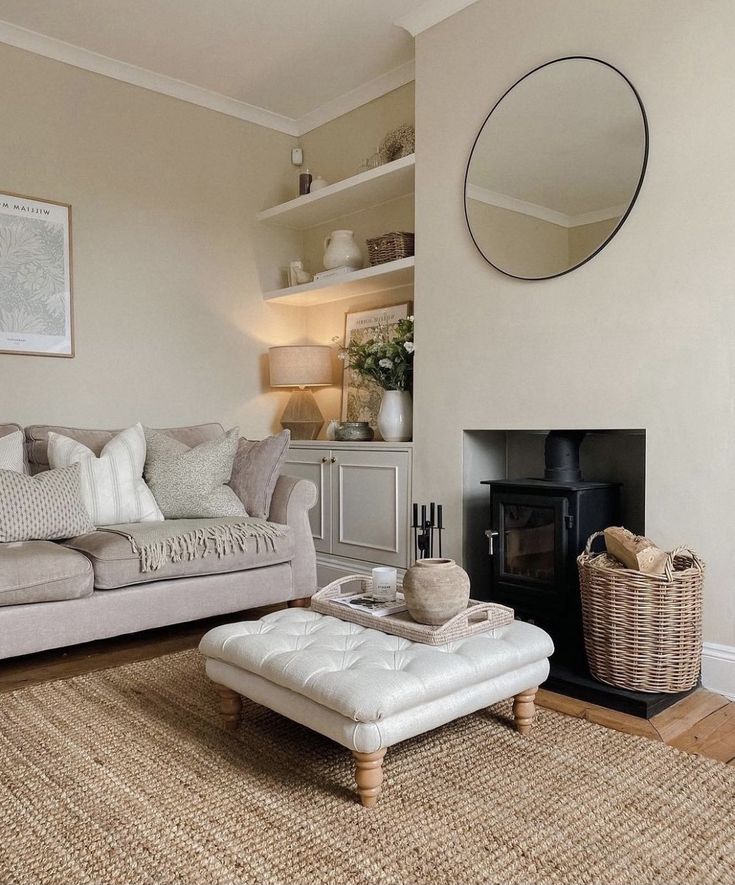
513,687,538,735
352,749,386,808
287,597,311,608
214,683,242,731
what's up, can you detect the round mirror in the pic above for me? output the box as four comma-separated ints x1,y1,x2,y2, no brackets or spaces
464,57,648,280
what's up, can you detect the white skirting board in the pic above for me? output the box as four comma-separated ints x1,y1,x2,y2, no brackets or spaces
702,642,735,700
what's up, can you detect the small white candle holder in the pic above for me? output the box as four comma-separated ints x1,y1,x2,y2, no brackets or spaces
371,567,397,602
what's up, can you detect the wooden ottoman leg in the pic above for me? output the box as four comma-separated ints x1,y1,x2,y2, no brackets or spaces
513,687,538,735
287,597,311,608
214,683,242,731
352,749,386,808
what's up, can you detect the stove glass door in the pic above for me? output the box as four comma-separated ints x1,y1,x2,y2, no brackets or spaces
501,502,556,582
494,493,569,587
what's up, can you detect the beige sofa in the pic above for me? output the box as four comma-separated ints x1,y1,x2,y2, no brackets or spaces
0,422,317,661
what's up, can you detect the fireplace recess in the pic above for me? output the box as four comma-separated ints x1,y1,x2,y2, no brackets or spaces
481,430,696,717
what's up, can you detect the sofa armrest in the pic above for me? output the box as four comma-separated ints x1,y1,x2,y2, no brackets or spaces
268,475,318,599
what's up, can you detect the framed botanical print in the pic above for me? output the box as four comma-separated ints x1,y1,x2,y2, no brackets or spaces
341,303,411,431
0,191,74,357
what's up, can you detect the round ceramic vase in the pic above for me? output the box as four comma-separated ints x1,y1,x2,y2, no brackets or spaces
402,558,471,626
377,390,412,442
323,230,362,270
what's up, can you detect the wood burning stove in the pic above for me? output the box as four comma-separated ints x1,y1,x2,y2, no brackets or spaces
483,478,619,667
481,431,696,717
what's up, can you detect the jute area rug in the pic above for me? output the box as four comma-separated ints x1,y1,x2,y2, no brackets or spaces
1,651,733,885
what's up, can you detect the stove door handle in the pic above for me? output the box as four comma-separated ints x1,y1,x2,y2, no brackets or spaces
485,529,499,556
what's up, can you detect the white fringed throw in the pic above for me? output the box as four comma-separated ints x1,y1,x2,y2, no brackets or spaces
100,517,286,572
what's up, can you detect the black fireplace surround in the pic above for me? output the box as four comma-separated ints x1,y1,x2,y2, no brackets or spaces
482,431,695,717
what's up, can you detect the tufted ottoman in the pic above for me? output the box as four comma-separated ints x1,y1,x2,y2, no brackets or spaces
199,609,554,807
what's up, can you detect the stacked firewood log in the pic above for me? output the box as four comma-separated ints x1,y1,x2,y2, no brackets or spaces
603,526,668,575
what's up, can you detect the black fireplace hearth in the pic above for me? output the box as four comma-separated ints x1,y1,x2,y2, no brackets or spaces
481,430,696,718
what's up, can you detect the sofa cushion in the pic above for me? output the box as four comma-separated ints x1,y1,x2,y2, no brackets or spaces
66,523,295,589
25,423,224,474
0,429,24,472
0,464,96,542
229,431,290,519
49,423,163,526
144,427,246,519
0,540,94,606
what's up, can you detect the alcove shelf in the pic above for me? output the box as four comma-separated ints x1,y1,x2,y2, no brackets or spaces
263,256,415,306
257,154,415,230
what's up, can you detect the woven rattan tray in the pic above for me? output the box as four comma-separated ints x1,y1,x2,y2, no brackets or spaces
310,575,514,645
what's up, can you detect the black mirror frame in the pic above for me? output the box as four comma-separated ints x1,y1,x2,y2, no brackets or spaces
464,56,650,281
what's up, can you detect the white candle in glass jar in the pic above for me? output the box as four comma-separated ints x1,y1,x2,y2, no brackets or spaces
371,567,397,602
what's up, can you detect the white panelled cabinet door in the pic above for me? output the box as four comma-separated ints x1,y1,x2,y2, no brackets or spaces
330,449,410,567
282,446,331,554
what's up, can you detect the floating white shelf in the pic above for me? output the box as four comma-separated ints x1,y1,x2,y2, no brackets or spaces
263,257,415,306
256,154,415,230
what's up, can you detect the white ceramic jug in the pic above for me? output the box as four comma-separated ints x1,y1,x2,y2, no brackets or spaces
323,230,362,271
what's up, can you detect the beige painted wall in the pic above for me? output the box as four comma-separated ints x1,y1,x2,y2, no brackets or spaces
300,83,415,185
414,0,735,645
0,43,306,435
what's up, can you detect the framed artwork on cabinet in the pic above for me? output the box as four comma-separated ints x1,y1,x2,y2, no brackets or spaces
0,191,74,357
341,302,410,432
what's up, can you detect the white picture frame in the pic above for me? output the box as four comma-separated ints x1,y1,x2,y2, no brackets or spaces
0,191,74,357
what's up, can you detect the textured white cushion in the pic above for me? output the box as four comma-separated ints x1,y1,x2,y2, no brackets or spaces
0,431,24,473
48,423,163,526
199,610,554,723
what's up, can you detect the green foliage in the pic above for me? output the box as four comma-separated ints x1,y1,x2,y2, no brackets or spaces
336,316,414,392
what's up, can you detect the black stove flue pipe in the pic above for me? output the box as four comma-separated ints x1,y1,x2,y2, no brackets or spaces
544,431,587,482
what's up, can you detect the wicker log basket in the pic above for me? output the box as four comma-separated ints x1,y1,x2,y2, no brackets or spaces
578,532,704,693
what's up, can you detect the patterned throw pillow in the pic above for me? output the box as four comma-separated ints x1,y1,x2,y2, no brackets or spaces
48,423,163,527
144,426,247,519
0,431,24,473
0,464,95,542
228,431,290,519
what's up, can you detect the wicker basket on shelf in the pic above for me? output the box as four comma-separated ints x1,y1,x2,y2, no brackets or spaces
578,532,704,693
366,231,414,266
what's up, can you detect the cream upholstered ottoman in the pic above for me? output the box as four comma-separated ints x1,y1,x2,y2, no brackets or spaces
199,609,553,807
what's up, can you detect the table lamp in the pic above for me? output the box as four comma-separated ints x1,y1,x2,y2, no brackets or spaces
268,345,333,440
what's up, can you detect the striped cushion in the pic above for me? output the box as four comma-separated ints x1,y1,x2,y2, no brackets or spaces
0,431,24,473
48,423,163,526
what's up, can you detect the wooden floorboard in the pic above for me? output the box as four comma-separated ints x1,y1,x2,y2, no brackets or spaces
1,615,733,766
669,704,735,764
650,689,730,743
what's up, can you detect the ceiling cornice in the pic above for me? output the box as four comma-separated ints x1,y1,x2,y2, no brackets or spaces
0,19,301,134
0,18,416,137
394,0,481,36
295,61,415,136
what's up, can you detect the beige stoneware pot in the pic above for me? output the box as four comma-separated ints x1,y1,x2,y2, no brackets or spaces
402,558,471,625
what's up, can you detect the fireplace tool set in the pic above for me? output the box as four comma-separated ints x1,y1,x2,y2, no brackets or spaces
412,502,444,562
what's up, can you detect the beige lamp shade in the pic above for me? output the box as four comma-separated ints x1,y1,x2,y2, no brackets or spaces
268,345,332,388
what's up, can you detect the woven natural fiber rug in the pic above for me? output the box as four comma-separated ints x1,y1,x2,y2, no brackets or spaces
1,651,733,885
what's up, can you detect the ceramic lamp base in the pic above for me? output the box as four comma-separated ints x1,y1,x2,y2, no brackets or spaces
281,388,323,440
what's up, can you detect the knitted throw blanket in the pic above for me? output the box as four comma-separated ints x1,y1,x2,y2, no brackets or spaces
100,517,286,573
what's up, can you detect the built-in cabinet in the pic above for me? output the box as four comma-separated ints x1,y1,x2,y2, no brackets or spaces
259,151,417,586
286,441,413,583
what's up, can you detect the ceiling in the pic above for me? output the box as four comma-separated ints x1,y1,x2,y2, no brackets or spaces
0,0,451,134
